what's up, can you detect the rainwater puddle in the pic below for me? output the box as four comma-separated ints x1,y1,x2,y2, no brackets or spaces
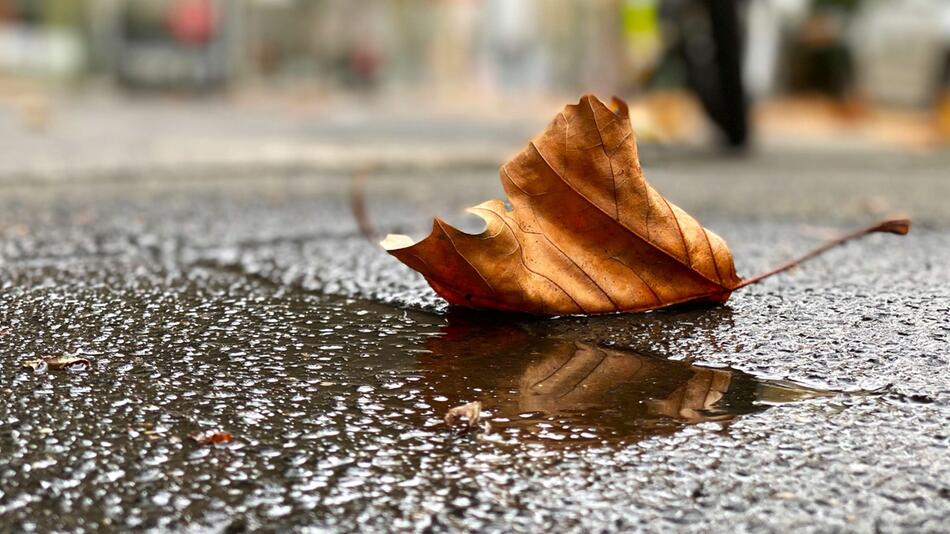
0,266,831,530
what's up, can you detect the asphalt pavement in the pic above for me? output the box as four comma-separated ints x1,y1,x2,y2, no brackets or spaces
0,97,948,532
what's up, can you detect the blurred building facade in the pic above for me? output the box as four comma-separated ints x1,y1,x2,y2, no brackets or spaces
0,0,948,106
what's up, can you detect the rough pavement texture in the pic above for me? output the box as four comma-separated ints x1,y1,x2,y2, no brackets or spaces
0,149,948,532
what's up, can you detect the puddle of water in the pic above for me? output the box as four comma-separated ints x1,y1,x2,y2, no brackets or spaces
419,314,828,444
0,266,831,530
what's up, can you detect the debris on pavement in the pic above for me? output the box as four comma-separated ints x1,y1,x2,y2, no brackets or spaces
444,401,491,433
187,430,235,445
21,356,92,372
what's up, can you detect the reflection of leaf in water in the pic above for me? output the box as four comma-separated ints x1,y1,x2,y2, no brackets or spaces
520,342,736,422
420,316,828,443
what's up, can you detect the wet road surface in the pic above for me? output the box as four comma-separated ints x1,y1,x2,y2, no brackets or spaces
1,163,948,532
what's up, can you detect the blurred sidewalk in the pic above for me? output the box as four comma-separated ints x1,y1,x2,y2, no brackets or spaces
2,86,949,225
3,86,947,185
0,87,559,183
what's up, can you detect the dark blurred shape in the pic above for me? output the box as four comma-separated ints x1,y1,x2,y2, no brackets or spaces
787,0,857,99
111,0,236,90
652,0,749,147
939,50,950,140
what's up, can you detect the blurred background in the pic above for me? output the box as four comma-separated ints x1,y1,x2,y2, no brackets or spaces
1,0,949,186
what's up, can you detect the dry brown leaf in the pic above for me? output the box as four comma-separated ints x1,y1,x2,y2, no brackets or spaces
383,94,910,315
188,430,234,445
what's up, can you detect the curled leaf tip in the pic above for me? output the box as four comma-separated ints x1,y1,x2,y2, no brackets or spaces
874,218,911,236
380,234,415,251
609,96,630,118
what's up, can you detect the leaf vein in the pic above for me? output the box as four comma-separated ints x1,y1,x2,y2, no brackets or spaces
435,219,497,295
528,141,720,288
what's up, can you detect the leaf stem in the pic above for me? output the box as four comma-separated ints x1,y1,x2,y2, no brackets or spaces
734,218,910,290
349,166,378,242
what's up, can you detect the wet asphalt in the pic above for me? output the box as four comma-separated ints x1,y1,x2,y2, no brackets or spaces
0,148,948,533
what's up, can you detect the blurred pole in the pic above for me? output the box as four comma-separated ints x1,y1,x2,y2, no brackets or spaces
705,0,748,147
664,0,749,147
